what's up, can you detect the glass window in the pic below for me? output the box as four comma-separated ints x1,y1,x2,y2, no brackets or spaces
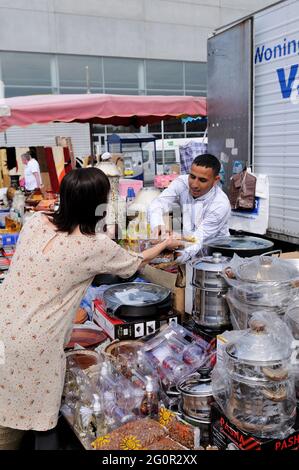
59,87,102,95
105,88,139,95
185,90,206,96
147,89,184,95
156,150,176,164
146,60,183,91
1,52,52,87
103,58,141,89
58,55,102,88
185,62,207,93
5,87,53,98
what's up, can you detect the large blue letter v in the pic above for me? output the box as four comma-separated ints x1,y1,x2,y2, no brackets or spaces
277,65,299,98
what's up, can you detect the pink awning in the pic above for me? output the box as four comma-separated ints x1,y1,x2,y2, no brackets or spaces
0,93,206,132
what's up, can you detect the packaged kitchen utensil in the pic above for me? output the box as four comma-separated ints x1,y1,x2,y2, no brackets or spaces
141,323,215,391
212,311,297,438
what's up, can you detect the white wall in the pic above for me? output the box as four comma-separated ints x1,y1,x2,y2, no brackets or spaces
0,0,278,61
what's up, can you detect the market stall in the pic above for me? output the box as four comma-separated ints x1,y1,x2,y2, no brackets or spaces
1,93,299,451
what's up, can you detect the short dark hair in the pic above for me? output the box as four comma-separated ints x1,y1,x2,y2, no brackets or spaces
192,153,221,176
52,167,110,235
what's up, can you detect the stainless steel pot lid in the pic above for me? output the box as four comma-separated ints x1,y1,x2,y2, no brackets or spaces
193,252,230,272
235,257,299,283
177,373,212,397
103,282,171,307
206,236,274,251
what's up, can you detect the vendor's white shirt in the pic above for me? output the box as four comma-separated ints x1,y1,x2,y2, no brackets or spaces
148,175,231,250
24,158,41,190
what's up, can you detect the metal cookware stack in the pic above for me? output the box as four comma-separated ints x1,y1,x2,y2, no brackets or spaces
212,312,297,438
192,252,231,331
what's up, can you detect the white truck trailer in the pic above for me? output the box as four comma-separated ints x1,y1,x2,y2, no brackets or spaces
208,0,299,244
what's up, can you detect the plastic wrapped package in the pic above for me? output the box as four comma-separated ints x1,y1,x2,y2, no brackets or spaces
226,290,285,330
91,418,167,450
211,312,297,438
62,351,149,446
223,254,299,308
159,407,200,449
284,299,299,403
141,324,215,391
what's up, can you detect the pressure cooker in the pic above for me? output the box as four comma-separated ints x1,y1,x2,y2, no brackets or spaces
204,235,274,258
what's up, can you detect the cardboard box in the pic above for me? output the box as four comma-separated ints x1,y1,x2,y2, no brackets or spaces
142,264,185,316
211,402,299,451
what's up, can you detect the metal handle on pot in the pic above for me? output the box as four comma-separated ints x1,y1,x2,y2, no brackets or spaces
260,249,282,257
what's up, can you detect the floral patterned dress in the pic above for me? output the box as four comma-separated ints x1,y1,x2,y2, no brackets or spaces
0,213,141,431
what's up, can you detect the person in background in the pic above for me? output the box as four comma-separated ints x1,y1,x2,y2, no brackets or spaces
148,154,231,263
0,167,182,449
20,152,42,192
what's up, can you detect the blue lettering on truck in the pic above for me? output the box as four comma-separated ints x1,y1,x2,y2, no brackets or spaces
255,38,299,64
255,38,299,100
276,65,298,98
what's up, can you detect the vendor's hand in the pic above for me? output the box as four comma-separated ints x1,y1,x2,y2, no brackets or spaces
150,225,170,243
171,231,183,240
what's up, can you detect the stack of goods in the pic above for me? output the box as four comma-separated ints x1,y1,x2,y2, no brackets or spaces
212,312,297,440
62,352,160,448
223,255,299,329
62,329,213,450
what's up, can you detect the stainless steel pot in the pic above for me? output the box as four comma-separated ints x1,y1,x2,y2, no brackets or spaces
177,372,214,422
192,252,230,290
192,287,230,329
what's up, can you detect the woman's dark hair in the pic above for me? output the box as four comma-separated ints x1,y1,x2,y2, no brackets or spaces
192,153,221,176
52,168,110,235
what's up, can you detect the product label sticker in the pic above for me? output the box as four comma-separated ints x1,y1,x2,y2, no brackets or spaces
225,138,235,148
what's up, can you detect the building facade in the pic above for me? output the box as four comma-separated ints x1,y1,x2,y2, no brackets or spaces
0,0,278,148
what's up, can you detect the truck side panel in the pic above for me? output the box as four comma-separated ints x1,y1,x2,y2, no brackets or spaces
254,0,299,243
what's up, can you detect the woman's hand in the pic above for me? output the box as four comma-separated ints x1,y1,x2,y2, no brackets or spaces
164,236,184,251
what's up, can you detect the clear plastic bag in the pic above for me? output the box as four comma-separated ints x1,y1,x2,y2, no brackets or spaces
223,254,299,308
211,312,296,438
